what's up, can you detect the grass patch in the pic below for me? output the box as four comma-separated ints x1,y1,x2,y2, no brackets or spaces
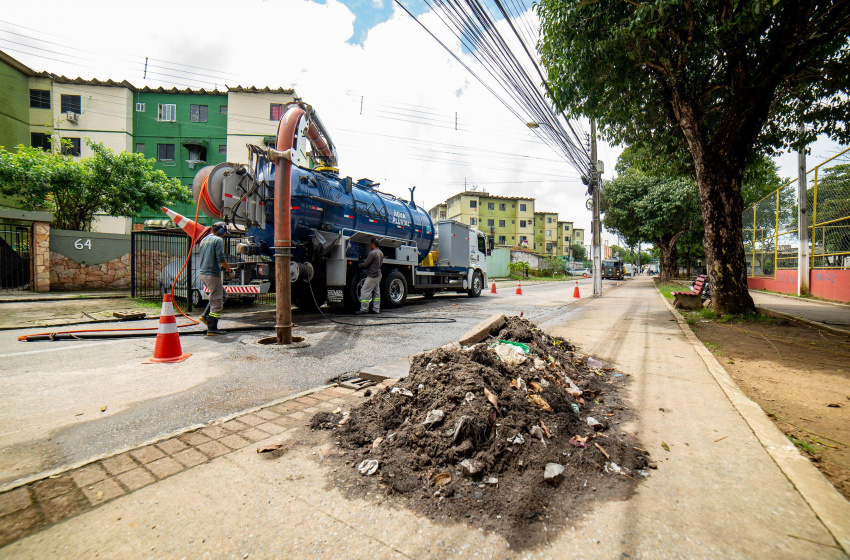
655,282,682,300
129,297,164,309
704,342,722,355
788,434,818,455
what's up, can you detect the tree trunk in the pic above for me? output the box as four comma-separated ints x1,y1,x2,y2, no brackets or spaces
656,235,678,282
693,154,756,315
686,251,691,279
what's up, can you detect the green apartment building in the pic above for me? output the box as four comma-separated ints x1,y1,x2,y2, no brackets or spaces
0,51,31,152
533,211,558,255
132,87,230,226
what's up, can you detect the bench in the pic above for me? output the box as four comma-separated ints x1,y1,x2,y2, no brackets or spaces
672,274,708,310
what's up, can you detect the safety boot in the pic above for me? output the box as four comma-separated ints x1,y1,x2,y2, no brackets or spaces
205,316,226,335
198,303,210,326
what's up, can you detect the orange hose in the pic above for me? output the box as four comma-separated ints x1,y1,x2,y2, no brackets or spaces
17,183,217,341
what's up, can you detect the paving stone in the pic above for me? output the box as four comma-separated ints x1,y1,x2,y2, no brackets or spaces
311,391,336,401
271,416,299,429
180,432,212,446
129,445,166,465
328,387,355,396
303,406,320,414
255,422,286,435
200,426,229,440
254,409,280,420
316,401,337,411
328,397,346,405
287,411,308,421
33,476,75,502
156,438,189,455
0,507,41,548
80,478,125,506
196,440,230,458
222,419,250,432
0,487,32,517
116,468,155,491
267,404,293,415
237,414,265,427
295,396,321,406
102,453,138,476
172,448,209,468
219,434,251,449
239,427,271,443
146,457,184,480
70,464,108,488
41,491,87,523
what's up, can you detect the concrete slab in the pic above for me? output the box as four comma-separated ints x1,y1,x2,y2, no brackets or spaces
358,357,412,381
458,313,507,346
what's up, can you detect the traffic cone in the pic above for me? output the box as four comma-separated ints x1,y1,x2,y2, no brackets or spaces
516,281,523,295
573,281,581,298
491,281,497,294
144,294,191,363
162,206,211,243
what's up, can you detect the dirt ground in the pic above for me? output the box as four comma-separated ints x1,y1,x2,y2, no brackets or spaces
688,317,850,500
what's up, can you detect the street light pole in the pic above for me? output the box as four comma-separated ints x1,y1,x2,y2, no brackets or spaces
590,121,602,296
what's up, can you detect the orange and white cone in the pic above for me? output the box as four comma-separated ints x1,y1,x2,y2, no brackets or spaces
162,206,211,243
491,281,497,294
573,281,581,298
145,294,191,363
516,281,523,295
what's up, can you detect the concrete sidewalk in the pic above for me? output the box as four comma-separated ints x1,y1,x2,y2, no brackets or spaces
1,277,848,558
750,290,850,335
0,290,129,303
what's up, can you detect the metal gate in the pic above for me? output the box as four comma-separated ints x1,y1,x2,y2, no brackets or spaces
0,223,32,291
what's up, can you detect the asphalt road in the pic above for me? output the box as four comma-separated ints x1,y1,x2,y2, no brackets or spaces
0,277,624,487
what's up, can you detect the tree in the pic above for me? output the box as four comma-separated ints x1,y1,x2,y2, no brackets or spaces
602,170,701,281
571,242,587,261
0,141,190,231
538,0,850,313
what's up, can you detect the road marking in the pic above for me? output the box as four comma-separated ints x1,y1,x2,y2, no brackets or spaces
0,340,126,359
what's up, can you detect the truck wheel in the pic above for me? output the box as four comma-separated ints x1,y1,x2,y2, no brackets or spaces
467,271,483,298
345,271,368,312
190,289,203,308
382,270,408,308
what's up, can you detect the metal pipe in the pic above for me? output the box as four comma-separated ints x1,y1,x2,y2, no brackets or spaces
273,107,305,345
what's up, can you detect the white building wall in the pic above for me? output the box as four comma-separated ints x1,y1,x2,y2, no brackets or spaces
225,90,296,163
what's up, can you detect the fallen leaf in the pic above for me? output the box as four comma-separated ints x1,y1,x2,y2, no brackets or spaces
371,437,384,452
432,473,452,487
529,381,544,393
100,406,107,412
594,442,610,459
527,394,553,412
661,441,670,452
257,444,285,453
540,420,552,438
484,387,499,409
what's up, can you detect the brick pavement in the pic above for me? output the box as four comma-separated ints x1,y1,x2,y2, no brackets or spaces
0,384,374,549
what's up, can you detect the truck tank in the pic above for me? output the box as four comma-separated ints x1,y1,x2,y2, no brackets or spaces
197,160,435,261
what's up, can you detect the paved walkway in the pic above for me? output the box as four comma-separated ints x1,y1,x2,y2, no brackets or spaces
1,277,847,558
0,290,128,303
750,290,850,333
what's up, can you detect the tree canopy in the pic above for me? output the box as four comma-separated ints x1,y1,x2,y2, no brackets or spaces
537,0,850,313
0,141,190,231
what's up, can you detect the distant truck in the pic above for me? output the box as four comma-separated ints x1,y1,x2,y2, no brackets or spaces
602,258,625,280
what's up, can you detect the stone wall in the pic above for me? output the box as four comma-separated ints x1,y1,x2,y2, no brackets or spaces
49,251,131,290
33,221,50,292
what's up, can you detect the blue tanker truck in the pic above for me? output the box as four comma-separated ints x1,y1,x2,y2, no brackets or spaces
187,139,489,311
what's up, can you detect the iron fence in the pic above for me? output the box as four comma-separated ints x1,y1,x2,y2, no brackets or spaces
0,222,32,291
131,227,275,310
744,146,850,276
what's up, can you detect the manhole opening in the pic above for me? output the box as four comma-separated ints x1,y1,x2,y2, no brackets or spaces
257,336,306,345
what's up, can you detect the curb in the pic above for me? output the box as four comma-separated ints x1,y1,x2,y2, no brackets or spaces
657,290,850,554
750,289,850,309
0,384,335,495
755,306,850,338
0,294,129,303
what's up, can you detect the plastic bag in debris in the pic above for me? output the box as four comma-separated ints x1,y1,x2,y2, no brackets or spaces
492,341,528,366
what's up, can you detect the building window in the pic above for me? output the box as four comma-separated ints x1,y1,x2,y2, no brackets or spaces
520,203,527,212
190,104,208,122
499,203,506,211
157,104,176,122
440,211,446,219
565,236,570,242
270,104,284,120
60,94,81,114
498,219,505,227
135,143,145,153
470,217,477,225
520,236,527,244
498,235,506,244
546,230,551,237
31,133,51,151
219,144,227,155
488,202,494,210
135,102,146,112
469,200,477,209
546,243,553,252
487,219,494,226
157,144,175,161
220,105,228,114
60,137,81,156
547,217,552,223
29,89,50,109
519,220,527,228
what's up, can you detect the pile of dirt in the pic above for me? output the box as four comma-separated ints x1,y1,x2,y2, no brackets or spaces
317,317,650,546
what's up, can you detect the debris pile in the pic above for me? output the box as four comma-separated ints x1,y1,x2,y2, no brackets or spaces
320,317,650,542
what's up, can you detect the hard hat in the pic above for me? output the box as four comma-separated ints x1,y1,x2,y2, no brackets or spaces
212,222,227,235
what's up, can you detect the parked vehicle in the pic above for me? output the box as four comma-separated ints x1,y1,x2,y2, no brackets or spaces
602,258,625,280
171,102,488,311
157,255,260,307
572,268,592,278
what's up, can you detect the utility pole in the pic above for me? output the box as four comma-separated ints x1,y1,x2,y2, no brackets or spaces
590,121,602,296
797,140,809,295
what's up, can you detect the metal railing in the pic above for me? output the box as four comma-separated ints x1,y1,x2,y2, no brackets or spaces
744,146,850,276
0,223,32,291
